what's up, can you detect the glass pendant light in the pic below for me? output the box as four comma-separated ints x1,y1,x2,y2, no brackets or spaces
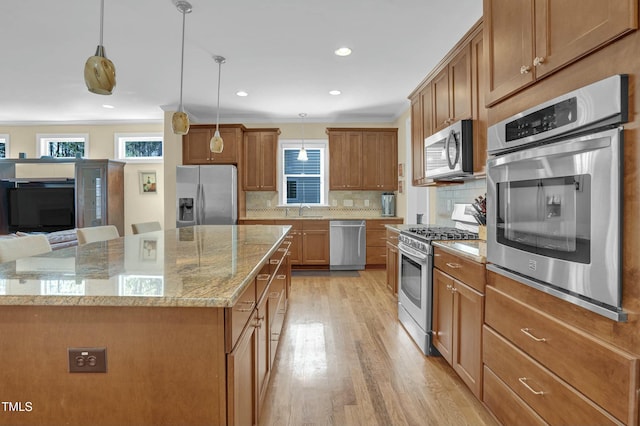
210,56,226,153
297,113,308,161
171,1,193,135
84,0,116,95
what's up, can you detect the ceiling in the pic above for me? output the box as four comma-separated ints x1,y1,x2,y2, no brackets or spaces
0,0,482,125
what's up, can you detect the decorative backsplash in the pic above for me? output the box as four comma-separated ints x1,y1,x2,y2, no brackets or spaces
435,178,486,226
245,190,394,218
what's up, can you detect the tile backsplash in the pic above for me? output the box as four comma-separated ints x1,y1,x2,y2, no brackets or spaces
435,178,486,226
245,190,393,218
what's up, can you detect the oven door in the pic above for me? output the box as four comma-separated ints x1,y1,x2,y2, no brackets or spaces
487,127,623,316
397,244,430,330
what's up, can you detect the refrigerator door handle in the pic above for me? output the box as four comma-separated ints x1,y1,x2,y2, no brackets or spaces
200,182,206,224
196,183,203,225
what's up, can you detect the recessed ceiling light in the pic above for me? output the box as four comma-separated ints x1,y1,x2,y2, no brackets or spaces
102,104,115,109
236,91,248,97
334,47,352,57
329,90,341,96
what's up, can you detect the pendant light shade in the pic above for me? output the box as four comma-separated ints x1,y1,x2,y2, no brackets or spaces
210,56,226,154
84,0,116,95
171,0,192,135
297,113,308,161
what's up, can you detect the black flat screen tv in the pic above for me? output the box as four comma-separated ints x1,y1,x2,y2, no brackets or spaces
7,187,75,232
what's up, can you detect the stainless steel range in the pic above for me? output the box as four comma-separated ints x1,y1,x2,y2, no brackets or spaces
397,226,478,355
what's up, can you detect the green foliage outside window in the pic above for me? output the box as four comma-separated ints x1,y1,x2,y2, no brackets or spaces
47,141,84,158
125,141,162,158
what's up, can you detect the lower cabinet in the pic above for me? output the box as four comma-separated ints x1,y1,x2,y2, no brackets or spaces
226,239,291,425
385,227,400,294
432,246,485,399
483,270,640,425
366,219,403,267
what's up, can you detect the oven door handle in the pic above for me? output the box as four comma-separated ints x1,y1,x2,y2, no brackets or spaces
398,243,429,263
445,129,460,169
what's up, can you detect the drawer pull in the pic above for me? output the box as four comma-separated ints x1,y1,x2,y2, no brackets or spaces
257,274,270,281
446,284,453,291
276,274,286,279
236,301,256,313
445,262,461,269
520,328,546,342
518,377,544,395
270,259,280,265
269,292,280,299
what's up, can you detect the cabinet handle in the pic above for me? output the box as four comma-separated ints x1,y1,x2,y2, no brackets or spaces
533,56,545,66
276,274,286,279
520,327,546,342
445,262,461,269
518,377,544,395
257,274,270,281
446,284,453,291
520,65,531,74
451,286,457,293
236,301,256,313
270,259,280,265
269,292,280,299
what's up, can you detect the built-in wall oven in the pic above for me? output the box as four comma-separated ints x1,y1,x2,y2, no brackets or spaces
398,226,478,355
486,74,628,321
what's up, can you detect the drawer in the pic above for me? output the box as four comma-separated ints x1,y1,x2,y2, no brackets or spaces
366,219,403,231
302,220,329,231
240,219,275,225
386,228,399,246
269,246,288,276
274,220,302,232
366,246,386,265
255,264,271,302
485,285,638,424
366,229,387,247
483,365,548,426
225,278,257,353
434,247,485,293
484,326,622,425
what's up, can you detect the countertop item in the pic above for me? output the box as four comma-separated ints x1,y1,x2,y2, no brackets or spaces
0,225,290,308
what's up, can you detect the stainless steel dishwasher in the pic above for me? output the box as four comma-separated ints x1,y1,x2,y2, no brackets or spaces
329,220,366,270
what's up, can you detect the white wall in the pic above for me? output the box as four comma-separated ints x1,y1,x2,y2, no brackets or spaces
0,123,165,235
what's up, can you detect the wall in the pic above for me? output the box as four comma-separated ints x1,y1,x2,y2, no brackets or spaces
0,123,165,235
433,179,486,227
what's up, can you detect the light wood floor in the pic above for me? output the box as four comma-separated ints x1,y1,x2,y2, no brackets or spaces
259,270,499,426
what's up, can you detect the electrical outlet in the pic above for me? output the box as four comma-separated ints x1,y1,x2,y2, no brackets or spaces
364,199,370,207
343,199,353,207
68,348,107,373
332,199,337,206
267,200,271,207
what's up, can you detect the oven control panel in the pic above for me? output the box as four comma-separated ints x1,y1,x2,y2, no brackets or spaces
506,97,577,142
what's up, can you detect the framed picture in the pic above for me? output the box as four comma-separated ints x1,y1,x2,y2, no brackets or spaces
139,171,157,194
398,163,404,178
140,239,158,261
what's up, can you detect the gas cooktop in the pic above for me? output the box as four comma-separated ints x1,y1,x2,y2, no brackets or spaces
402,226,478,242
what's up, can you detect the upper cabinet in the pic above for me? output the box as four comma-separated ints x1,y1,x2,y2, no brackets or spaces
243,129,279,191
327,128,398,191
484,0,638,106
409,20,485,186
182,124,244,165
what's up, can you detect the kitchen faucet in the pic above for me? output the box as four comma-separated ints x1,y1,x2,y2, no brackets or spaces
299,204,310,216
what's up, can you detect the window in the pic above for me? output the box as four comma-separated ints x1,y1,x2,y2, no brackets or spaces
279,140,328,205
0,134,8,158
37,134,88,158
115,133,163,162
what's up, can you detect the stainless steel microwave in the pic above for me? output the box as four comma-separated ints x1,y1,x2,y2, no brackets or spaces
424,119,473,180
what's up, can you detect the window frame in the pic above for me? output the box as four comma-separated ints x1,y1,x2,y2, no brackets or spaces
0,134,9,159
114,132,164,163
36,133,89,159
278,139,329,206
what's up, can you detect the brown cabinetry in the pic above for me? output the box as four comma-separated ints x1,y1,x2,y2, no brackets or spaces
75,160,125,236
385,227,400,294
327,128,398,191
243,129,279,191
274,220,329,266
484,0,638,106
328,130,362,190
409,20,486,185
362,130,398,190
432,247,485,399
182,124,244,165
366,219,403,268
483,271,639,425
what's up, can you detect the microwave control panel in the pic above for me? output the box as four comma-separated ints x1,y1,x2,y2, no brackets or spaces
505,97,577,142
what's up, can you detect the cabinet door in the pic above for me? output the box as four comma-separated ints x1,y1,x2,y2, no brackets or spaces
302,230,329,265
432,67,451,132
378,131,398,190
227,310,257,426
256,293,270,409
534,0,638,79
182,127,214,164
386,242,398,294
260,131,277,191
329,131,347,189
243,132,262,190
484,0,535,106
410,95,425,186
433,269,454,364
76,165,106,229
452,279,484,399
450,44,472,123
471,30,487,176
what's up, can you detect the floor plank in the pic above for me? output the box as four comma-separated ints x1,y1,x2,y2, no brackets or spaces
259,270,499,426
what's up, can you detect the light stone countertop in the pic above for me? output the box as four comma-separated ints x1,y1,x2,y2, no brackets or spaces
240,216,403,221
0,225,291,308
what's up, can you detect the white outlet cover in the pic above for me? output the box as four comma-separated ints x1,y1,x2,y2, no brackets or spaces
332,199,337,206
364,200,370,207
267,200,271,207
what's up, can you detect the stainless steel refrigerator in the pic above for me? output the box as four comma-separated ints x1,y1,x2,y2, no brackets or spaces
176,165,237,227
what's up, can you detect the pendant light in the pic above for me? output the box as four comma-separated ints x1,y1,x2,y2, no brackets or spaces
209,56,226,153
171,0,193,135
84,0,116,95
297,113,308,161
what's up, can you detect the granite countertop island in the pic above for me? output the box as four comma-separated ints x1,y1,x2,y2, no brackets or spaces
0,224,291,307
